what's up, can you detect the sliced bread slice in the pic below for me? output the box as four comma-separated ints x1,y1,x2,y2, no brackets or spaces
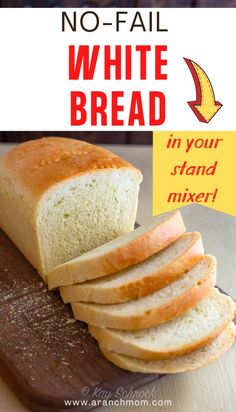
100,322,235,374
48,210,186,289
61,232,203,304
89,289,235,359
72,255,216,330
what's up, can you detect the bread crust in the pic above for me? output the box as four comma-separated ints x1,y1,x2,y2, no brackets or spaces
49,210,186,289
60,232,203,303
89,292,235,359
99,323,236,373
72,265,216,330
2,137,141,198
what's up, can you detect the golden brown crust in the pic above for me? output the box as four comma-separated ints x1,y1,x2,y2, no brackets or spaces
60,232,203,303
49,211,186,289
3,137,140,198
118,236,202,301
72,269,216,330
88,211,186,276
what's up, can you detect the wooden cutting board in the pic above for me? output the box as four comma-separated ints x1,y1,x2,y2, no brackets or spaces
0,229,161,412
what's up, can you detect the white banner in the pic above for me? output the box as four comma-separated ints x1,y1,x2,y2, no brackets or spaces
0,8,234,131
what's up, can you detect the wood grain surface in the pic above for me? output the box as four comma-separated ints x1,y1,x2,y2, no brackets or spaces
0,229,162,412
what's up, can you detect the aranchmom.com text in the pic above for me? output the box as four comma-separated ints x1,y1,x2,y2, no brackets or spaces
64,398,172,408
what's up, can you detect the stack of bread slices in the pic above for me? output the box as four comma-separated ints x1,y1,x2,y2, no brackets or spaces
48,210,236,374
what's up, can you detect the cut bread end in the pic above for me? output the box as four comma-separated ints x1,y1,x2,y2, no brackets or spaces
48,210,186,289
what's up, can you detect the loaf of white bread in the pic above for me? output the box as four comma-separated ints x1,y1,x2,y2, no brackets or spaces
0,137,142,281
0,138,235,375
48,206,235,373
52,211,234,373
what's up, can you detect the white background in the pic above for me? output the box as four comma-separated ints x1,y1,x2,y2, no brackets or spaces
0,8,234,131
